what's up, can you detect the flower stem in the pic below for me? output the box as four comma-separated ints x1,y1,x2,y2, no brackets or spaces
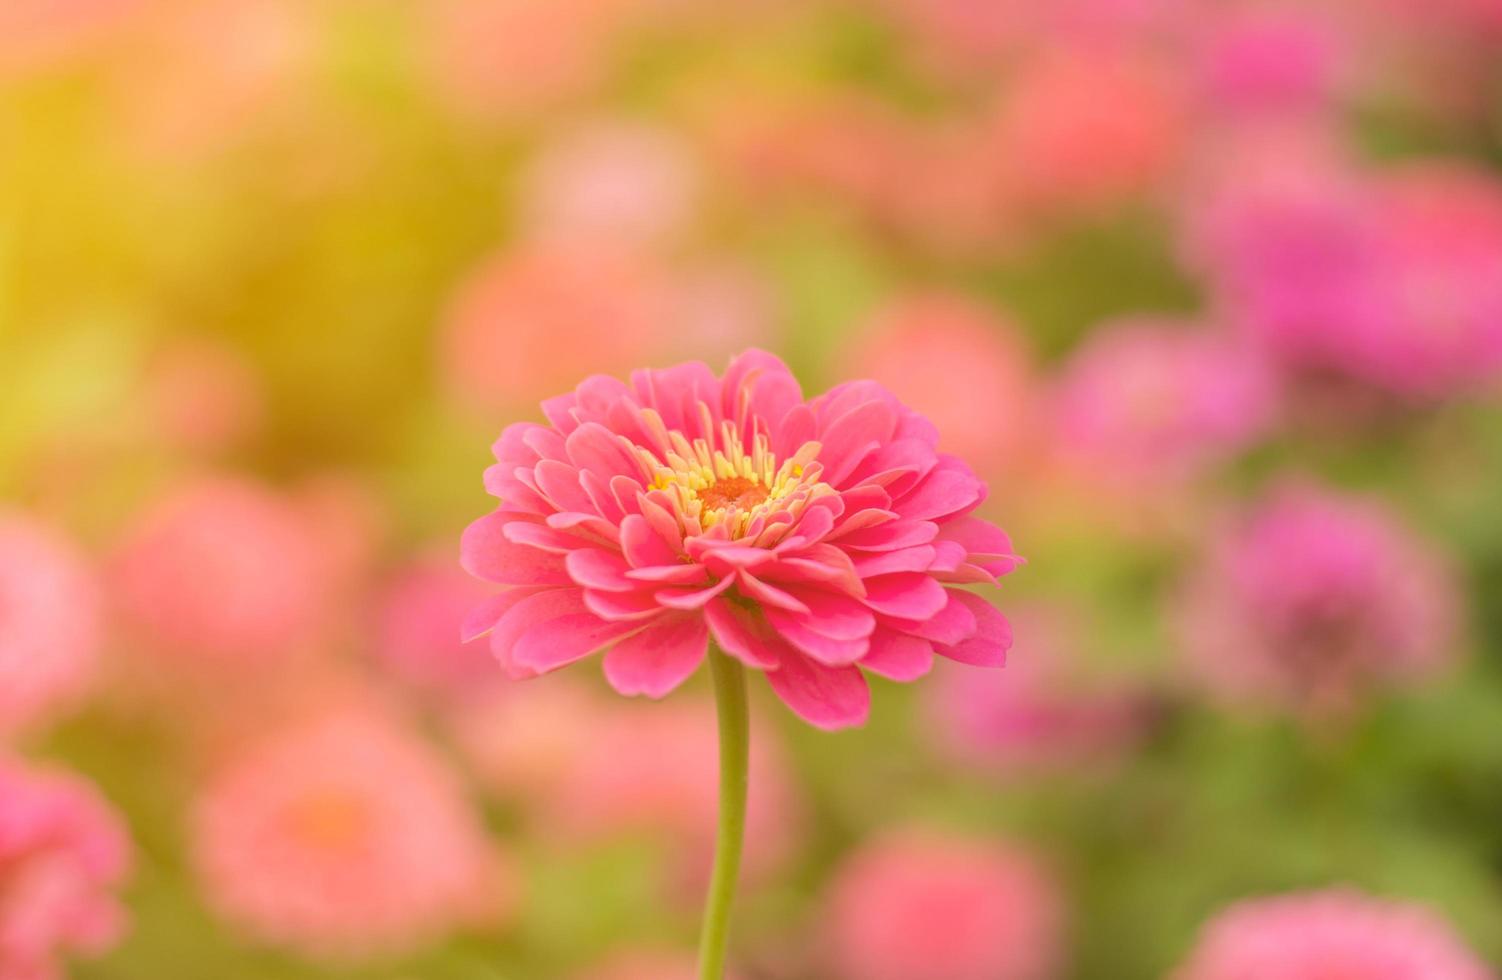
697,645,749,980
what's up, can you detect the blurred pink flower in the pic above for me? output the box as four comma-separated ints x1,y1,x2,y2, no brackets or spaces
997,49,1188,213
112,476,330,666
1196,7,1347,117
139,337,264,456
461,350,1021,729
373,550,497,694
450,674,601,803
844,295,1034,480
1049,319,1278,486
191,707,510,959
823,830,1064,980
544,699,800,889
0,0,140,76
440,245,669,415
1189,147,1502,399
924,606,1148,776
1177,484,1460,718
424,0,630,120
1172,888,1493,980
0,513,101,741
0,755,132,980
572,949,703,980
518,120,701,250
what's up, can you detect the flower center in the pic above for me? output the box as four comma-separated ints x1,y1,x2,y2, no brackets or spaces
632,415,829,538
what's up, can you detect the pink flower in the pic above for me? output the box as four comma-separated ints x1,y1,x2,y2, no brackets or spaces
440,244,668,416
373,549,498,694
191,706,510,959
449,674,601,803
518,120,701,250
112,476,330,666
1196,7,1347,117
997,48,1188,213
1172,888,1494,980
0,513,101,741
924,605,1148,776
138,337,264,456
1177,484,1459,718
1189,148,1502,399
542,698,800,890
0,755,132,980
843,295,1034,480
822,830,1064,980
571,949,703,980
1049,319,1278,486
461,350,1021,729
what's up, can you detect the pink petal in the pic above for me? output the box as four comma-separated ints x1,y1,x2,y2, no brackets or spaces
656,575,736,610
835,519,939,551
894,457,984,522
851,545,939,577
625,563,711,585
778,589,875,640
489,588,588,675
565,422,644,481
602,614,709,698
881,589,978,645
503,520,591,554
861,573,949,619
934,592,1012,667
512,612,644,674
533,459,595,514
564,549,635,592
765,612,870,665
935,515,1017,560
583,588,665,622
765,649,871,730
461,513,572,586
736,571,811,613
817,399,898,487
460,589,534,642
704,598,781,668
859,629,935,681
620,513,678,567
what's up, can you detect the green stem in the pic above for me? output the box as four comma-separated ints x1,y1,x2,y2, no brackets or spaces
697,646,749,980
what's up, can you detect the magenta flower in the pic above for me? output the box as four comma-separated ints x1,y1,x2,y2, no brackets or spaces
0,755,132,980
460,349,1020,730
1172,889,1493,980
1177,483,1459,719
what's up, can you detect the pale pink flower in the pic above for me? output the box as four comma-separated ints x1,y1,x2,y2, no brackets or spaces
1177,484,1459,718
449,674,601,803
1049,319,1278,486
0,755,132,980
1172,888,1494,980
0,0,140,76
543,699,799,889
191,707,509,959
997,48,1188,213
0,513,101,741
139,337,264,456
1189,147,1502,399
373,550,497,693
440,245,668,416
1195,7,1347,117
823,830,1065,980
572,949,702,980
518,120,701,250
461,350,1021,729
844,295,1034,479
111,476,330,666
924,606,1148,776
424,0,629,121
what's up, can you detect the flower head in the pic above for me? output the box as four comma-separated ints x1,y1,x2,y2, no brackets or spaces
1172,888,1493,980
0,512,101,740
821,829,1064,980
0,755,132,980
1177,483,1459,718
461,350,1020,729
191,706,508,958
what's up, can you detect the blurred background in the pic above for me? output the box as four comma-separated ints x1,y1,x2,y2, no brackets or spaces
3,0,1502,977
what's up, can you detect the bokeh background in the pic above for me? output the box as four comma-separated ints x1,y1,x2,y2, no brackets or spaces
4,1,1502,978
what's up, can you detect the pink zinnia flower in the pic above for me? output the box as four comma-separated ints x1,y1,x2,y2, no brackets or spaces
1049,319,1278,487
461,350,1020,729
924,605,1148,776
0,513,101,741
0,755,132,980
1177,483,1459,718
822,829,1065,980
843,295,1034,480
1172,888,1493,980
112,476,330,666
1195,7,1347,117
191,707,510,959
